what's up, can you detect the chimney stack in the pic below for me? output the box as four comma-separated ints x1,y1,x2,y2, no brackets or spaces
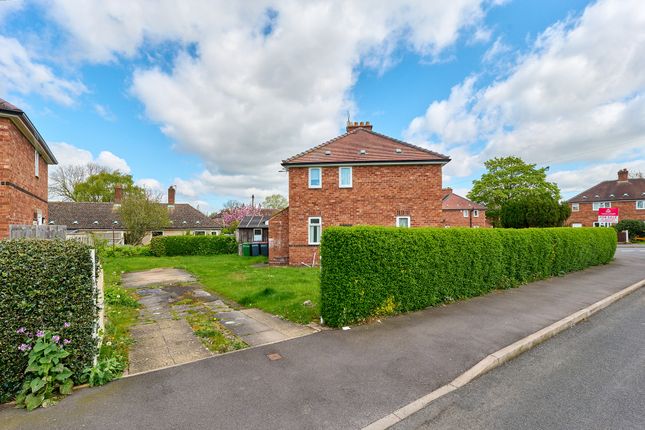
443,187,453,194
114,184,123,204
617,168,629,182
251,194,255,208
346,120,373,133
168,185,176,205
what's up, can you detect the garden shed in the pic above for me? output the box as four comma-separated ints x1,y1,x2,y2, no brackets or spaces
237,215,270,243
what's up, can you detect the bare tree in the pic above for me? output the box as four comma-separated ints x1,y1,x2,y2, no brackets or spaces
629,170,644,179
49,163,107,201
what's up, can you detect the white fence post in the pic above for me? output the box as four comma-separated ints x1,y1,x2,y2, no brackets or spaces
90,249,105,366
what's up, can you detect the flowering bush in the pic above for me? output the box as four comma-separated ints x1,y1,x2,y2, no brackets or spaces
14,325,74,411
0,239,98,402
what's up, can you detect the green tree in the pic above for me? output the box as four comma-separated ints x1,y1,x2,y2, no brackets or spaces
118,191,170,245
73,171,143,202
49,163,107,201
261,194,288,209
468,156,561,226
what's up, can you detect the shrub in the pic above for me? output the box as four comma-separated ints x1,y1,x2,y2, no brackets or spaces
500,193,570,228
150,235,237,256
100,245,152,258
320,227,616,327
0,240,99,402
614,219,645,239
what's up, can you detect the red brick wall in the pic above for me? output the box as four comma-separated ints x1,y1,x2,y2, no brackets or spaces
268,208,289,265
442,209,491,227
286,164,444,265
0,117,49,238
567,201,645,226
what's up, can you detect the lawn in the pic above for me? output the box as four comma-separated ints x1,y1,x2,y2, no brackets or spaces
102,255,321,324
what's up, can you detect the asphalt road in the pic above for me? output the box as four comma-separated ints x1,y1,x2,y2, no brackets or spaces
394,285,645,430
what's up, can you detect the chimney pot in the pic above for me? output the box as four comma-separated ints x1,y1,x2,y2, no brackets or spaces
617,168,629,181
168,185,176,205
346,120,374,133
114,184,123,204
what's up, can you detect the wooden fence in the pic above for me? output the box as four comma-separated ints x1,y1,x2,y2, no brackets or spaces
9,224,67,240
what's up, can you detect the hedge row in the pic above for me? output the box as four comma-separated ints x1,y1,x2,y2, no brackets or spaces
320,227,617,327
0,240,99,402
150,235,237,256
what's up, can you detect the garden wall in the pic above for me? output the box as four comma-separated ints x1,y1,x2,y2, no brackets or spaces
320,227,617,327
0,239,100,402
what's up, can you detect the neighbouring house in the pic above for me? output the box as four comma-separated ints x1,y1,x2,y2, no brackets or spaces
237,215,270,243
269,121,450,266
49,185,222,244
0,98,57,238
567,168,645,227
441,188,490,228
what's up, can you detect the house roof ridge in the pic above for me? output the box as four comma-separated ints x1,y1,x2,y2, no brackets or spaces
282,131,353,164
363,129,450,160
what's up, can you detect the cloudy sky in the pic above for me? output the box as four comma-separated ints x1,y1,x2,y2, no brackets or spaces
1,0,644,213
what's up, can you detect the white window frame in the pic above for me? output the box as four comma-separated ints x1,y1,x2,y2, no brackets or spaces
636,200,645,210
571,223,582,228
253,228,263,242
462,210,469,218
308,217,322,245
396,216,411,228
308,167,322,189
34,149,39,177
593,221,613,227
473,209,479,218
571,203,579,212
592,201,611,211
193,230,206,235
339,166,352,188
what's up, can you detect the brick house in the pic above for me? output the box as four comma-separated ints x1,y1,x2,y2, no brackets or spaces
49,185,222,244
0,98,57,238
566,168,645,227
269,121,450,266
441,188,490,228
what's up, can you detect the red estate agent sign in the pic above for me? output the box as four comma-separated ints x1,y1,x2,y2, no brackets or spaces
598,207,619,224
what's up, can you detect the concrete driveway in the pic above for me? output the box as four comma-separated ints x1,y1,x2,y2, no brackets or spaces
2,248,644,429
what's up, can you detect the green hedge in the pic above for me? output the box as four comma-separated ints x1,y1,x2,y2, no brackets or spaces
0,240,99,402
150,235,237,256
100,244,152,258
320,227,616,327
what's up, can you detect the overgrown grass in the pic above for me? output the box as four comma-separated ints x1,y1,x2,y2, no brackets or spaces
102,255,321,324
99,284,140,372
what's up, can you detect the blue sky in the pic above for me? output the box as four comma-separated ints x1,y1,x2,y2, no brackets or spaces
1,0,644,214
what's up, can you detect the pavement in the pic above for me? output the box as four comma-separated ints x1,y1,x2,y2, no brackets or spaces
1,247,644,430
122,268,318,374
392,286,645,430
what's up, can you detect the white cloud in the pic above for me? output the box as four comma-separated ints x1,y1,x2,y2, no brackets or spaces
49,142,131,173
549,160,645,196
0,0,24,23
135,178,164,194
44,0,493,195
406,0,645,181
94,104,116,121
0,36,86,105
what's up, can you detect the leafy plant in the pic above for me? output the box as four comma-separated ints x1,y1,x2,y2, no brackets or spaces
0,239,98,402
150,235,237,256
614,219,645,238
14,328,74,411
320,226,617,327
104,285,140,308
83,358,124,387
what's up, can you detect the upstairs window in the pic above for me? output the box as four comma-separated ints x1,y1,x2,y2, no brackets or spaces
571,203,580,212
339,167,352,188
636,200,645,210
396,216,410,228
592,201,611,211
34,149,39,177
308,217,322,244
309,168,321,188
